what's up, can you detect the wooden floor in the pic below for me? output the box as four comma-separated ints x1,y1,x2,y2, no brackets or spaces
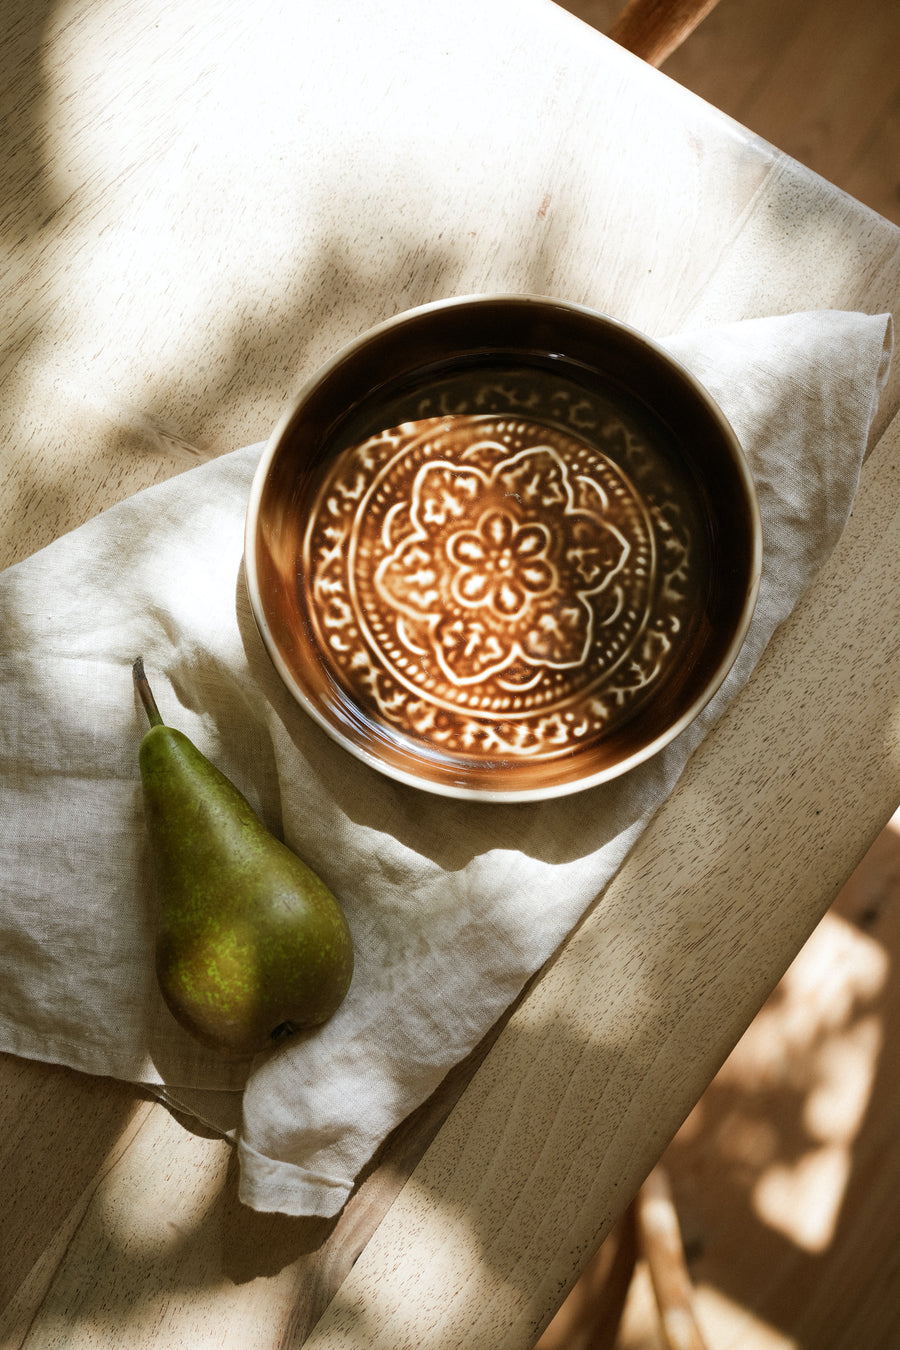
534,814,900,1349
548,2,900,1345
624,817,900,1348
560,0,900,227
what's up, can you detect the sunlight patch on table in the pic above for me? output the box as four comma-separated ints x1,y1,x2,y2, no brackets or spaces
309,1165,519,1349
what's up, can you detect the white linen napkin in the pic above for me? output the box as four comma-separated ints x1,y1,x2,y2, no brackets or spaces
0,310,891,1217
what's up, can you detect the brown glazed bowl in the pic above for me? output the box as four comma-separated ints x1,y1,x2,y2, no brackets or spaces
245,295,762,802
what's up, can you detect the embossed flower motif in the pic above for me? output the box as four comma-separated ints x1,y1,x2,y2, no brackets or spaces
448,510,553,616
374,446,629,686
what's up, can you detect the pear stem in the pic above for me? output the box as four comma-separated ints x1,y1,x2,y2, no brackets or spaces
132,656,165,728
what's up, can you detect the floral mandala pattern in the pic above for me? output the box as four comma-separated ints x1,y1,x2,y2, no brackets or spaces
301,411,693,761
372,448,631,687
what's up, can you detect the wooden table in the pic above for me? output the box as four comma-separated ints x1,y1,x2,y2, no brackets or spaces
2,1,899,1345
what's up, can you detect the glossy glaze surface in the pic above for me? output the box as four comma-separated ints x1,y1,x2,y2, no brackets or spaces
248,297,760,798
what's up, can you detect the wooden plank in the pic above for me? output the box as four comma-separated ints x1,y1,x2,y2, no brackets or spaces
0,1056,148,1319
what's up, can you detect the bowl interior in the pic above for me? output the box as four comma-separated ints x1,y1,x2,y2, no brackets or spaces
246,296,761,801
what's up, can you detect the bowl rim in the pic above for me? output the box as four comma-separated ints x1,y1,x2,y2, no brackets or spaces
244,292,763,802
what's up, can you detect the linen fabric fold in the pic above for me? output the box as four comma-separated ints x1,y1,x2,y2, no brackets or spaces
0,310,892,1216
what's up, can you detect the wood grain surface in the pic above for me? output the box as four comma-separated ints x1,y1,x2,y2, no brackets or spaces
1,2,899,1347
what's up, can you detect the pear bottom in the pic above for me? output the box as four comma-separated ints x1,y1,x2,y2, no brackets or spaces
155,881,354,1057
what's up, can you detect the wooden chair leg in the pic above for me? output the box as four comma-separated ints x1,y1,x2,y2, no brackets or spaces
635,1163,709,1350
535,1162,705,1350
608,0,724,67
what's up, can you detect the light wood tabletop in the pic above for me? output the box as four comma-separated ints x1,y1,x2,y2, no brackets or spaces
2,1,900,1346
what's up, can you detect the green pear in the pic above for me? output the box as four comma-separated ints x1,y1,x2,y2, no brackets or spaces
132,658,353,1056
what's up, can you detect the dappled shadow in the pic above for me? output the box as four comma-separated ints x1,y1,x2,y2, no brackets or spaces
0,1052,148,1312
0,0,592,568
7,975,630,1344
652,821,900,1346
1,1,61,237
4,3,900,1347
9,811,899,1346
0,0,606,1111
13,816,886,1330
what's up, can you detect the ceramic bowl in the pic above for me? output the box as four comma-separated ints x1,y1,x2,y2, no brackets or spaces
245,295,762,802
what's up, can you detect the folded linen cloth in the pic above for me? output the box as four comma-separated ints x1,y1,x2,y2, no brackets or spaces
0,310,892,1217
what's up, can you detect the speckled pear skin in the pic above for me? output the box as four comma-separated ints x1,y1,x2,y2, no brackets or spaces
138,725,354,1057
